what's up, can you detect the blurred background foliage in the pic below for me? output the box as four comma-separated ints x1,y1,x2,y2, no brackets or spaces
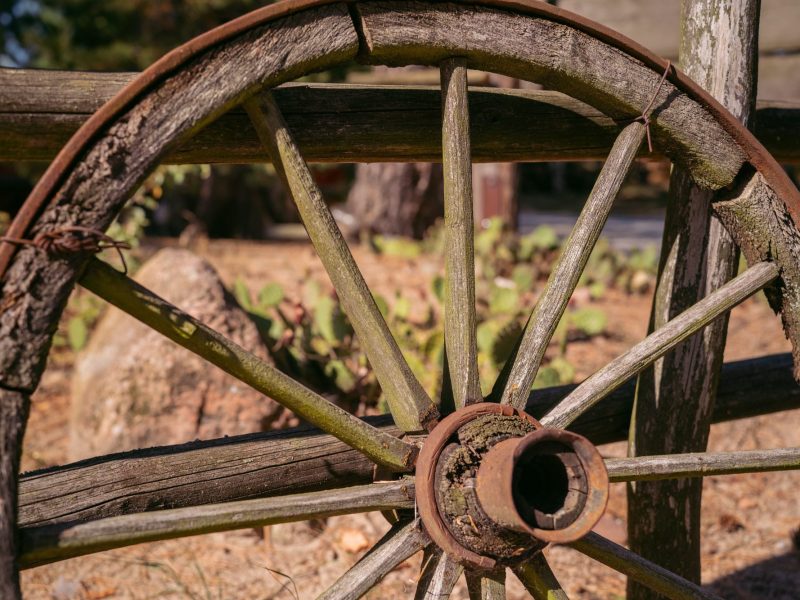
0,0,672,242
1,0,271,70
1,0,319,241
227,219,659,409
2,0,664,406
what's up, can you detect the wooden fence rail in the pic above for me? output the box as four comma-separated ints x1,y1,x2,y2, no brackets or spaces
1,69,799,164
18,353,799,529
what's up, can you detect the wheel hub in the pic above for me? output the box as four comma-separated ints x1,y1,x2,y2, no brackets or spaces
416,403,609,569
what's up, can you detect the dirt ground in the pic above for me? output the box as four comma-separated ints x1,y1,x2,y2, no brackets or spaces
20,240,800,599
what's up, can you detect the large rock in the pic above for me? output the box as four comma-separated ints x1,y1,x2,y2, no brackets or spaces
69,248,288,461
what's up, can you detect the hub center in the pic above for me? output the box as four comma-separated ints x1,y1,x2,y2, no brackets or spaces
415,403,609,569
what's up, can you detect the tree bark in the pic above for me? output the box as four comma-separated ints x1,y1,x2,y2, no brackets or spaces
627,2,760,598
0,390,28,600
343,163,443,238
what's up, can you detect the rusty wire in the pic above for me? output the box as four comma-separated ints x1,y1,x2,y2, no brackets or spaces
636,60,673,153
0,226,131,274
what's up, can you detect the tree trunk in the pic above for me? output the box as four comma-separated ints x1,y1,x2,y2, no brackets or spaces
627,2,760,598
472,163,519,229
0,389,28,600
343,163,443,238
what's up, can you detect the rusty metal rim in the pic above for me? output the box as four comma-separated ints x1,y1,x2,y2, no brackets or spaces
415,402,541,568
2,0,798,279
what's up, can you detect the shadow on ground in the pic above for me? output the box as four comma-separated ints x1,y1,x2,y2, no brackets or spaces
706,552,800,599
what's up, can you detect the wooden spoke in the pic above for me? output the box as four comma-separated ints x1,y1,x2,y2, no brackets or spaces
513,553,569,600
20,481,414,569
541,261,779,429
415,546,463,599
569,532,721,600
79,258,416,472
318,519,429,600
465,569,506,600
441,57,481,412
607,447,800,482
245,93,438,433
499,122,646,408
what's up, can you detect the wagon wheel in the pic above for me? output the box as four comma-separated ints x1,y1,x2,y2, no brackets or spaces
3,1,800,598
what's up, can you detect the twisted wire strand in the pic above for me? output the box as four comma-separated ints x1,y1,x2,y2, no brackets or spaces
636,60,673,153
0,226,131,274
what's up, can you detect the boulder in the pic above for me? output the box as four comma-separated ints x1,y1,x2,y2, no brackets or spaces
69,248,288,461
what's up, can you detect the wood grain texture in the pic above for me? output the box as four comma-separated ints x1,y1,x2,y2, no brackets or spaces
3,70,798,163
607,447,800,482
20,481,414,568
318,519,429,600
628,4,761,596
355,1,746,190
501,122,645,409
714,171,800,378
0,5,358,394
17,353,797,529
0,389,28,600
79,258,416,471
441,58,480,412
543,261,779,429
18,414,396,528
414,547,463,600
570,532,721,600
465,569,506,600
513,553,569,600
246,93,438,433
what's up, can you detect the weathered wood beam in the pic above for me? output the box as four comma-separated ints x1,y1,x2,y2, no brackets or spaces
17,353,799,529
0,389,26,598
714,170,800,378
20,481,415,568
628,3,761,597
1,70,798,164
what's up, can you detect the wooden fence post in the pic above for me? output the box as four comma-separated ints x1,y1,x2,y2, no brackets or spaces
0,390,28,599
627,1,760,598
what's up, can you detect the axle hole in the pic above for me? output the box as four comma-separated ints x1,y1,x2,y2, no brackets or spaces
512,442,586,530
515,453,568,514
